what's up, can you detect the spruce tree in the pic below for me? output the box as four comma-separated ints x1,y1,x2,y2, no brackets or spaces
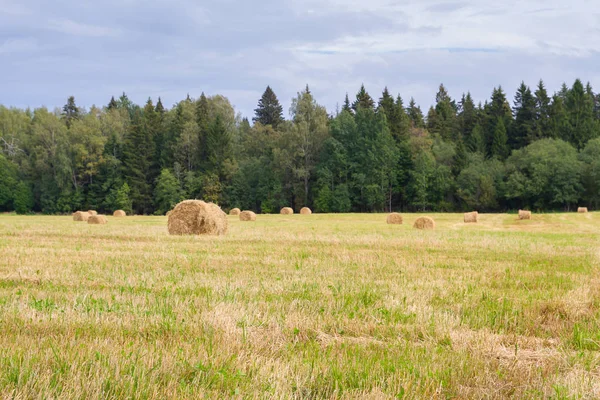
342,93,352,114
458,93,477,144
107,96,118,111
452,136,468,176
491,117,509,159
511,82,536,149
253,86,284,128
62,96,80,128
378,87,395,117
196,93,210,167
534,80,551,139
407,98,425,128
352,84,375,112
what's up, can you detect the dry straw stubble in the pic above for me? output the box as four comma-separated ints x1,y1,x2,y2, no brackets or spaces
168,200,228,236
280,207,294,215
73,211,90,222
413,216,435,230
88,215,108,225
386,213,403,224
239,211,257,221
464,211,478,223
519,210,532,220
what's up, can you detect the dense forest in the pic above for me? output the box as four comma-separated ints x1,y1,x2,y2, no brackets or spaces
1,79,600,215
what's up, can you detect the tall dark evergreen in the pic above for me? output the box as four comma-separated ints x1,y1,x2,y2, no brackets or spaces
511,82,536,149
407,98,425,128
342,93,352,114
62,96,80,128
253,86,284,128
107,96,118,111
490,117,509,160
352,84,375,112
196,93,210,167
534,80,551,139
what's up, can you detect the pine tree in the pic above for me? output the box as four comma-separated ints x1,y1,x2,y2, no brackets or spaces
378,87,395,117
431,84,458,140
511,82,536,149
253,86,284,128
566,79,597,148
485,87,512,154
391,95,410,141
62,96,80,128
490,117,509,159
206,115,232,179
352,84,375,112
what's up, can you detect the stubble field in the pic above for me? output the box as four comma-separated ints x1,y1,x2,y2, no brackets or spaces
0,212,599,399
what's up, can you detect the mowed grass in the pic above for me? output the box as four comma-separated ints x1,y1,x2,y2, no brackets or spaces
0,212,599,399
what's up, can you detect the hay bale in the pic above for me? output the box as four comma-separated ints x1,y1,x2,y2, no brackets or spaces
386,213,403,224
518,210,532,220
239,210,256,221
73,211,90,222
113,210,126,217
413,216,435,230
229,208,241,216
280,207,294,215
88,210,98,216
464,211,478,223
167,200,228,236
578,207,588,213
88,215,107,225
300,207,312,215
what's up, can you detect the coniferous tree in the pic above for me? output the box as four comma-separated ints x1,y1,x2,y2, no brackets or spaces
253,86,284,128
511,82,536,149
429,84,458,140
62,96,80,128
196,93,210,167
458,93,477,145
407,98,425,128
452,136,468,176
352,84,375,112
534,80,551,139
107,96,118,111
491,117,509,159
342,93,352,114
565,79,598,148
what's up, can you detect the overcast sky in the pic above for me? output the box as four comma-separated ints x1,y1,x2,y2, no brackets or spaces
1,0,599,118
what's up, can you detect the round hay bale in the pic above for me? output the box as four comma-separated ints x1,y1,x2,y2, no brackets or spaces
113,210,126,217
518,210,532,220
413,216,435,230
167,200,228,236
229,208,241,216
578,207,588,213
239,210,257,221
166,210,172,217
464,211,478,223
88,215,107,225
280,207,294,215
73,211,90,222
300,207,312,215
386,213,403,224
88,210,98,216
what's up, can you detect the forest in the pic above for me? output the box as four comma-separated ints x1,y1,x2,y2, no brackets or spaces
1,79,599,215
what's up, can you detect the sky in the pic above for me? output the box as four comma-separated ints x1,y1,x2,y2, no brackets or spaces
1,0,599,118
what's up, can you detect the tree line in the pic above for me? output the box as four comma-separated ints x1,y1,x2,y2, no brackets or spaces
1,79,600,215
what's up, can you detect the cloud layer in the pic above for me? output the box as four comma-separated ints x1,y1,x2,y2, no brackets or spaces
1,0,599,117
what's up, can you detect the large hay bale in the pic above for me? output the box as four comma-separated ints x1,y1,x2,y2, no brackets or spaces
464,211,478,223
386,213,403,225
300,207,312,215
518,210,532,220
239,210,257,221
578,207,588,213
113,210,126,217
73,211,90,222
413,216,435,230
88,210,98,216
88,215,107,225
229,208,241,216
167,200,228,236
280,207,294,215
